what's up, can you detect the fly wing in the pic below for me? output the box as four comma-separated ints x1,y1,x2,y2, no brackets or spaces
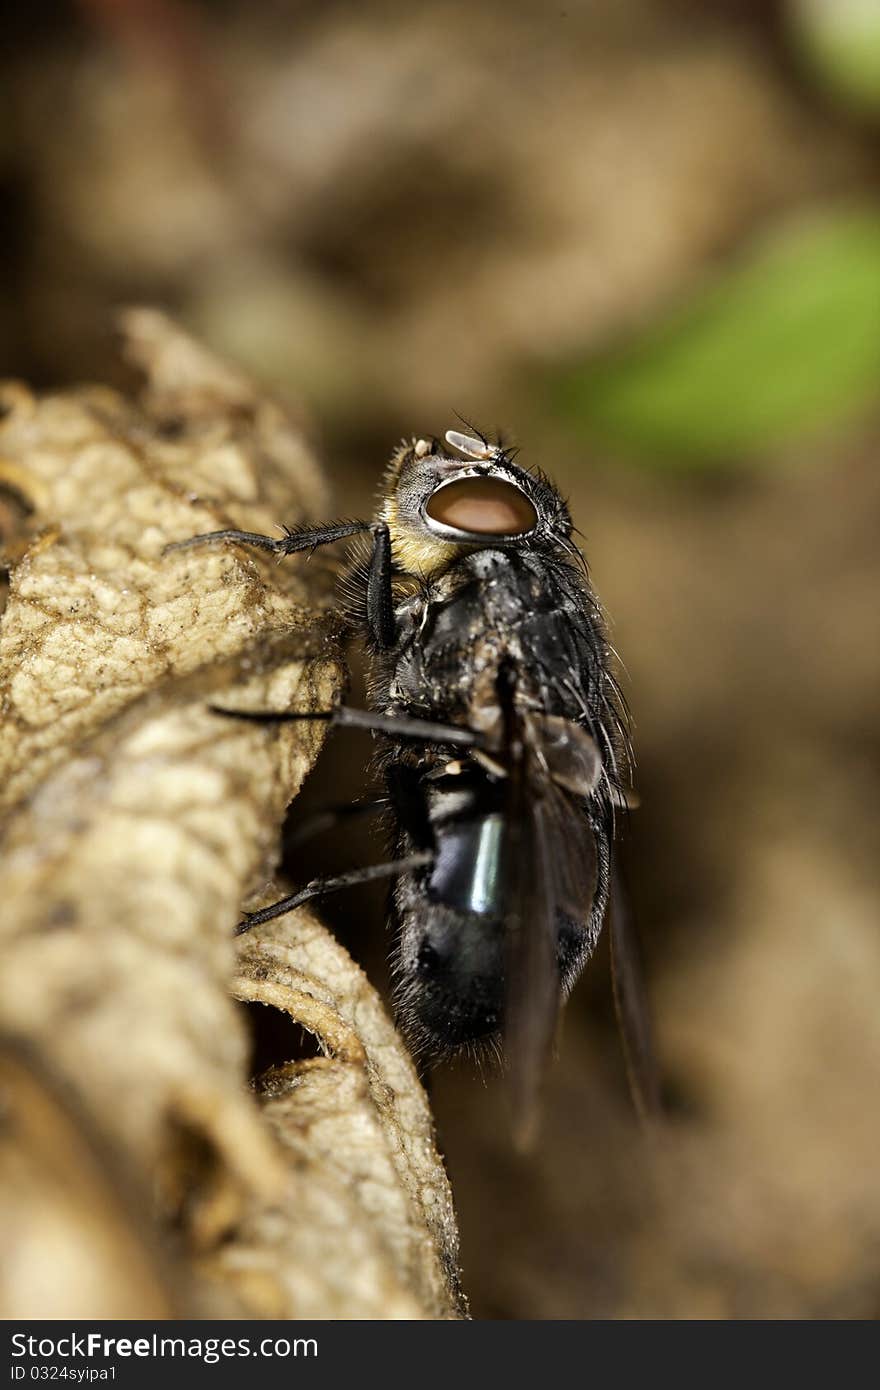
503,753,561,1150
609,856,662,1122
524,713,603,800
503,725,599,1149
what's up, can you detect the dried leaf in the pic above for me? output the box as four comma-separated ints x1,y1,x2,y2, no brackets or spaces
224,912,464,1319
0,311,463,1318
0,1042,177,1320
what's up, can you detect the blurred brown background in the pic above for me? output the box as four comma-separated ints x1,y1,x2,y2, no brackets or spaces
3,0,879,1318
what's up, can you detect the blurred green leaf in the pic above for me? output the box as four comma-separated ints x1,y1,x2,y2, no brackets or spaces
789,0,880,115
553,211,880,468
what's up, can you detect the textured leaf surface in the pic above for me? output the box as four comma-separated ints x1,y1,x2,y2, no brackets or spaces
0,312,463,1319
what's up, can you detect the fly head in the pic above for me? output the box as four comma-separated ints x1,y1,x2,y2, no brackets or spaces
380,428,575,580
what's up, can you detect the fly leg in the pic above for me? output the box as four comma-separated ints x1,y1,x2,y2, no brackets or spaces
165,516,395,647
235,852,434,935
208,702,485,750
384,762,435,851
220,709,481,938
365,521,395,649
238,762,450,936
164,518,372,558
240,760,478,935
235,763,446,936
286,798,387,850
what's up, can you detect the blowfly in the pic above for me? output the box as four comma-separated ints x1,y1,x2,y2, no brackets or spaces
169,427,657,1143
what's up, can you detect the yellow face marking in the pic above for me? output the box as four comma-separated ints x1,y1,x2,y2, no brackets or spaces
383,493,463,577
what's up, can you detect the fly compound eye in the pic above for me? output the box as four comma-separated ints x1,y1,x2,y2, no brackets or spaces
424,477,537,538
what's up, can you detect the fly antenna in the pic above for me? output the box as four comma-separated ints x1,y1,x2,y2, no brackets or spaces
445,426,499,461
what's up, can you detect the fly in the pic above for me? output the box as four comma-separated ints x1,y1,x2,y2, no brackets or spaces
167,427,658,1143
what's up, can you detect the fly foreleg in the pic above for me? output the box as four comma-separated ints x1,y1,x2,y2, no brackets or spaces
164,518,372,558
365,521,395,649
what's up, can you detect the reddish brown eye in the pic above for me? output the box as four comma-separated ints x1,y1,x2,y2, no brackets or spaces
425,478,537,536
